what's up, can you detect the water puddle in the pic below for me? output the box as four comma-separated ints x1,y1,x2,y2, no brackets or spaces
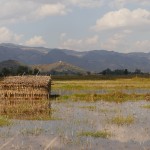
0,88,150,149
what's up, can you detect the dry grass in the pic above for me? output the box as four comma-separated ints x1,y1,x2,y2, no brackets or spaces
21,127,44,136
79,130,112,138
53,78,150,91
110,115,134,126
79,106,97,111
0,116,11,127
57,92,148,103
54,78,150,103
142,105,150,109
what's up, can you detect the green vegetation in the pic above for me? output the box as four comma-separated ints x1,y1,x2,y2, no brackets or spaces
142,105,150,109
0,116,11,127
79,106,97,111
111,115,134,126
100,68,144,75
0,100,55,120
57,92,148,103
0,66,36,76
53,77,150,103
53,78,150,91
0,59,40,77
52,74,150,81
54,95,70,103
98,108,109,113
0,100,62,121
79,130,112,138
21,127,44,136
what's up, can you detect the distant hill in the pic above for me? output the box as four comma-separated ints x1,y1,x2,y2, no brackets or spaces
0,43,150,72
0,60,33,76
0,60,24,71
32,61,87,75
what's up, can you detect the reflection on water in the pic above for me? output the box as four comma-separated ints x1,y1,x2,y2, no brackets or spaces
123,89,150,94
0,89,150,150
0,100,150,150
52,89,150,96
51,89,108,96
0,99,52,120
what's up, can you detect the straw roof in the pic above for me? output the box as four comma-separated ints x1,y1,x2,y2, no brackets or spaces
0,75,51,88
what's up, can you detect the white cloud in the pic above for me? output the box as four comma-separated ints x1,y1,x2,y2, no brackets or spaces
60,35,100,50
99,30,150,53
109,0,126,9
48,0,104,8
0,1,68,24
0,0,149,25
25,36,46,46
132,40,150,52
60,33,67,40
0,0,104,25
92,8,150,31
60,32,150,52
68,0,103,8
85,35,99,45
0,27,22,43
36,3,68,18
110,0,150,9
100,31,131,51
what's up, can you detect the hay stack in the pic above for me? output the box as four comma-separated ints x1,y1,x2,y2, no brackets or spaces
0,75,51,116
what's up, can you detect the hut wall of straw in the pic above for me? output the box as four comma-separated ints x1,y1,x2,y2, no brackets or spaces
0,76,51,115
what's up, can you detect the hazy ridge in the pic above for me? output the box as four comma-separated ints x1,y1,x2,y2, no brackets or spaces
0,43,150,72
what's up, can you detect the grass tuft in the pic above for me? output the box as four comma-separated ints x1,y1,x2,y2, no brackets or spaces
58,92,147,103
21,127,44,136
0,116,11,127
142,105,150,109
111,115,134,126
79,106,96,111
79,130,112,138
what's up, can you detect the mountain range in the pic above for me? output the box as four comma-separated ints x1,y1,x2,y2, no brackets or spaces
0,43,150,72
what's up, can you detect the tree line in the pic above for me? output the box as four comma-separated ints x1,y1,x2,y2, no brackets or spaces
99,68,144,75
0,66,39,77
0,66,148,77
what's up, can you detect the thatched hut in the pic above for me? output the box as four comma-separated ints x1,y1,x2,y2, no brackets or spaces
0,75,51,100
0,75,51,116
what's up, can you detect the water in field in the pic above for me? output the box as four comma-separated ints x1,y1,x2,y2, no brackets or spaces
1,81,150,150
51,89,108,96
52,89,150,96
0,100,150,149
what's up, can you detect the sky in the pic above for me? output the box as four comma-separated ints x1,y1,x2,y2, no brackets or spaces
0,0,150,53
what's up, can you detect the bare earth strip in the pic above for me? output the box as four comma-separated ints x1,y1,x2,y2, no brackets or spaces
44,137,58,150
0,133,19,150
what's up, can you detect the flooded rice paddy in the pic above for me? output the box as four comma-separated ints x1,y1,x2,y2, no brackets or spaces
0,78,150,150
